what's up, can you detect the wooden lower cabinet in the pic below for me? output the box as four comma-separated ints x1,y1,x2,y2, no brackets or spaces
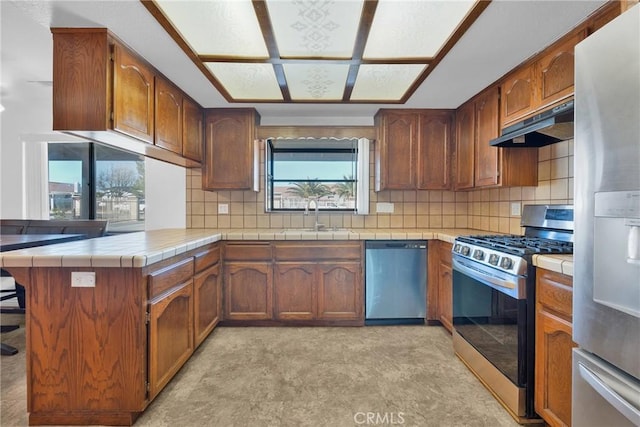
317,262,362,320
274,263,316,320
427,241,453,332
193,263,221,346
148,280,194,400
535,268,575,427
224,262,273,320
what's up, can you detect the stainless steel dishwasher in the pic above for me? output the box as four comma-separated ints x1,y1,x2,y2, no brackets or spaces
365,241,427,325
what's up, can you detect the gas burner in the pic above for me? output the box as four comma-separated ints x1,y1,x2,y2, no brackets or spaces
458,235,573,256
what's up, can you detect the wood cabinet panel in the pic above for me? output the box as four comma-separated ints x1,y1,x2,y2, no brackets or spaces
203,109,258,190
535,268,575,427
474,88,501,188
194,245,220,273
536,32,583,110
113,44,155,143
501,65,535,126
418,111,453,190
317,262,362,320
375,110,417,190
224,262,273,320
182,97,203,161
437,242,453,333
224,242,272,261
148,280,194,400
154,77,183,154
148,258,194,299
274,263,316,320
193,263,221,347
273,241,361,261
454,102,476,190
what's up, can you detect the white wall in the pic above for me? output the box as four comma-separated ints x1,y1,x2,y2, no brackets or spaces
144,158,186,230
0,2,187,226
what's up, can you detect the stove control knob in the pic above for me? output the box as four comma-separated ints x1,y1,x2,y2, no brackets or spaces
461,246,471,256
488,254,500,266
500,257,513,270
453,244,462,253
473,249,485,261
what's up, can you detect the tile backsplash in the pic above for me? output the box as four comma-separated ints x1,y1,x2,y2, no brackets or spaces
186,139,573,235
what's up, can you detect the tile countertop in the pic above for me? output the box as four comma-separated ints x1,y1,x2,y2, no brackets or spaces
0,227,487,268
532,254,574,277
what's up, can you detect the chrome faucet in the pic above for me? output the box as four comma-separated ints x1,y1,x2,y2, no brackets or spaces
304,197,325,231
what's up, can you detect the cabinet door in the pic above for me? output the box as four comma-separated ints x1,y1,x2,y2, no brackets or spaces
501,65,535,127
437,242,453,333
113,44,155,143
155,77,183,154
535,269,575,427
454,101,475,190
317,262,362,320
148,280,194,399
224,262,273,320
274,263,316,320
376,111,418,190
536,32,582,110
474,88,501,188
417,111,453,190
193,263,221,347
182,97,203,161
203,109,256,190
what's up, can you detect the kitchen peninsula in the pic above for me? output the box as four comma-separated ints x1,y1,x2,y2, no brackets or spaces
0,227,574,425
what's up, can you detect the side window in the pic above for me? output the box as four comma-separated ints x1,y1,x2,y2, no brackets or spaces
48,142,145,232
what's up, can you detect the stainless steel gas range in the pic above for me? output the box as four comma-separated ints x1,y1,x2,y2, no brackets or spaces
451,204,574,423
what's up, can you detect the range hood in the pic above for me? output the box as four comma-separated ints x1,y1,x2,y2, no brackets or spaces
490,100,574,147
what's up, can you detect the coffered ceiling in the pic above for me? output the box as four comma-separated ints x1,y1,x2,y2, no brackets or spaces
1,0,608,124
143,0,488,104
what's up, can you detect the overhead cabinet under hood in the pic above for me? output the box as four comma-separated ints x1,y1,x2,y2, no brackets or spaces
490,100,574,147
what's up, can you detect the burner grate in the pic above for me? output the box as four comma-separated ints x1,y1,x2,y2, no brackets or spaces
458,235,573,256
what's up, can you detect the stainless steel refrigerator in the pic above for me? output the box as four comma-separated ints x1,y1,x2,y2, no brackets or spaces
573,5,640,426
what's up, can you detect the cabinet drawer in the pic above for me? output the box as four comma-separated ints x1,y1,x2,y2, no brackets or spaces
194,245,220,272
224,242,272,261
274,242,361,261
537,268,573,319
148,258,194,299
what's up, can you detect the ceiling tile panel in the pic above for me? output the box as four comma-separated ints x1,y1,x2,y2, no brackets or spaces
156,0,268,57
284,64,350,100
364,0,476,59
351,64,427,101
267,0,364,58
205,63,282,100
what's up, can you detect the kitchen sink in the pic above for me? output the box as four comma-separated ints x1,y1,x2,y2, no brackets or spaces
279,228,352,234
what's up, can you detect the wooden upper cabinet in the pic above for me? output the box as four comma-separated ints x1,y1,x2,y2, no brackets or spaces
536,31,583,110
474,87,501,188
500,65,535,126
375,110,418,191
376,109,453,191
203,109,259,190
182,97,203,162
499,29,584,128
455,87,538,190
113,44,155,143
154,77,182,153
417,111,453,190
454,101,475,190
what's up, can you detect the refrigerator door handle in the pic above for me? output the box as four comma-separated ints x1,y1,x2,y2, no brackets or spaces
578,362,640,425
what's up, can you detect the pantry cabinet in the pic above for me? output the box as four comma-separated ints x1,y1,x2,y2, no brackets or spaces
454,86,538,189
535,268,575,427
51,28,201,168
203,109,259,190
375,109,453,191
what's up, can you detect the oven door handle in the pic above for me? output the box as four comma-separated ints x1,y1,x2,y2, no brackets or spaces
452,257,523,299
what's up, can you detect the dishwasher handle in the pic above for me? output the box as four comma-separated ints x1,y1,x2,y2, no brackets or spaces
366,240,427,250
